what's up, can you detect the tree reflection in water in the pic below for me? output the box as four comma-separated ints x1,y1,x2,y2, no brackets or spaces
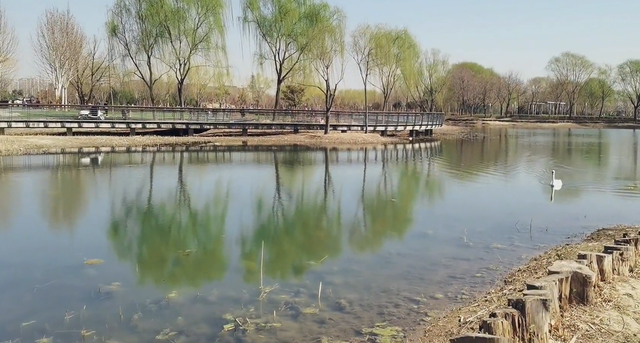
108,152,230,289
240,149,342,284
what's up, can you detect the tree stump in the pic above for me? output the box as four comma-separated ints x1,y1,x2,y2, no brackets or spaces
489,308,526,342
615,236,640,255
603,244,635,276
450,333,512,343
576,251,613,283
508,296,552,343
526,273,571,313
577,251,605,284
479,318,511,338
547,260,596,305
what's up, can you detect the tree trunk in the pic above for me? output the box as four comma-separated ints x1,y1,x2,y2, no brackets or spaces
599,100,605,117
177,78,185,108
364,82,369,133
273,78,283,121
634,105,639,121
324,108,331,135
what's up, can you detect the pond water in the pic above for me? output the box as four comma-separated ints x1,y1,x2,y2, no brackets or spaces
1,127,639,343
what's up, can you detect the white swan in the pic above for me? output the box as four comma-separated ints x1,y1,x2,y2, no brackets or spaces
550,170,563,190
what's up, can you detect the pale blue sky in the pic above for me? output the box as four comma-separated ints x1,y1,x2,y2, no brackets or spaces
5,0,640,88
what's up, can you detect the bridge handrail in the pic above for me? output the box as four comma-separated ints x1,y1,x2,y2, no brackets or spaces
0,103,445,127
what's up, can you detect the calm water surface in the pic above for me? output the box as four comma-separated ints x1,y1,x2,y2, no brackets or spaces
0,127,639,342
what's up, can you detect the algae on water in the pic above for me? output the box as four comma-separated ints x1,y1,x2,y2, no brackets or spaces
361,323,404,343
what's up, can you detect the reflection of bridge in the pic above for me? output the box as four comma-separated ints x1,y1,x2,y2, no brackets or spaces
0,105,445,136
0,142,443,172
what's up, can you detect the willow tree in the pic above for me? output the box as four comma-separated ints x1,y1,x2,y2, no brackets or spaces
107,0,166,105
617,59,640,120
239,0,332,112
32,7,85,105
349,23,376,131
546,52,595,117
0,6,17,92
370,26,419,110
159,0,228,107
402,48,450,112
305,3,346,134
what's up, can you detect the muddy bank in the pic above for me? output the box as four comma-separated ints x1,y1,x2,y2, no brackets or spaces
446,116,640,130
407,225,640,343
0,132,424,156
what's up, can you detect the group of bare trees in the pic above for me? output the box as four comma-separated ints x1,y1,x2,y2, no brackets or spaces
4,2,640,120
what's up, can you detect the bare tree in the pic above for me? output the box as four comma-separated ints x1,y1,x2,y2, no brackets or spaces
525,77,547,114
107,0,166,105
32,7,85,105
546,51,595,117
0,6,18,91
617,59,640,120
69,36,109,105
496,71,523,116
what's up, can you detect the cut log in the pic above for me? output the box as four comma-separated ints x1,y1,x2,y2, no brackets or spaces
603,244,635,276
577,251,602,283
526,273,571,312
479,318,511,338
547,260,596,305
450,333,512,343
595,252,613,282
508,296,552,343
577,251,612,283
489,308,526,342
614,237,640,255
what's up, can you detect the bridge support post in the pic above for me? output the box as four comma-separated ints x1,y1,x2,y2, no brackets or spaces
66,128,73,136
426,129,433,136
293,127,299,134
409,130,417,138
380,130,388,137
130,128,136,136
0,128,4,135
241,128,248,136
187,128,194,136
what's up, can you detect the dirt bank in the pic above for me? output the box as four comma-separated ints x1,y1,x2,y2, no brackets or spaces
446,117,640,130
0,131,420,156
407,225,640,343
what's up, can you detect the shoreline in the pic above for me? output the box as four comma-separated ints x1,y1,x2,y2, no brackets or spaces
0,128,477,157
446,116,640,129
0,131,439,157
406,225,640,343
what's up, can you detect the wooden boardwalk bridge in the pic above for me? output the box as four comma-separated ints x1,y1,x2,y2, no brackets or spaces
0,104,445,137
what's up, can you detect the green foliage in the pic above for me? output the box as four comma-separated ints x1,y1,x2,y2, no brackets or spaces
369,25,420,110
239,0,341,108
107,0,168,104
617,59,640,118
281,84,306,108
157,0,229,106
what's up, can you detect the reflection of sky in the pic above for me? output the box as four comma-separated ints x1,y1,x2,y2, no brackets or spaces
0,130,639,321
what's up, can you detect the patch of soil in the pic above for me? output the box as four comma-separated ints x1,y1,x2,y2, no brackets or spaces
406,225,640,343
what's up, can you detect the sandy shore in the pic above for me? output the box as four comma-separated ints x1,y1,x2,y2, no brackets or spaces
0,131,423,156
446,117,640,130
407,225,640,343
0,125,478,156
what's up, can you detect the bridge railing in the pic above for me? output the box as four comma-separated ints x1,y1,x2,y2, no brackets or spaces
0,104,444,127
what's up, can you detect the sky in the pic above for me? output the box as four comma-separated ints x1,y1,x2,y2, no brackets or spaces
5,0,640,89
